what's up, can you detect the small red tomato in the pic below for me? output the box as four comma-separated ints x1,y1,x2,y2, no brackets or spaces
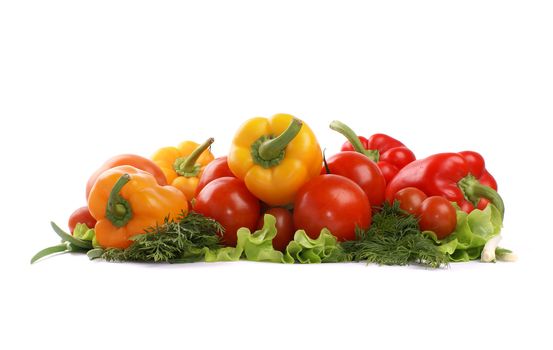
257,207,295,251
195,156,235,196
418,196,457,239
68,206,97,234
394,187,428,215
194,177,260,246
293,174,371,241
322,152,386,207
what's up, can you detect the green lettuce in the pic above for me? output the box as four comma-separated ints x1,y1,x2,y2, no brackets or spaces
424,204,503,262
72,223,101,248
204,214,344,263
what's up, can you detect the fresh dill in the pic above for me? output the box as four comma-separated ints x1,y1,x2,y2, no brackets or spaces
341,202,448,268
100,211,223,263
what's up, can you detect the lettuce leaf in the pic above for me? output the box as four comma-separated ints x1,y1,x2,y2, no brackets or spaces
424,204,503,262
204,214,344,264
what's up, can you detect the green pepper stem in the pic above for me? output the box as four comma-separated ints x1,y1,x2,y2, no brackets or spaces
105,174,133,227
173,138,214,177
329,120,379,162
258,119,303,161
31,243,70,264
458,175,505,219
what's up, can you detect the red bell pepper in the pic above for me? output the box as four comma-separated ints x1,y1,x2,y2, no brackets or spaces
329,120,416,183
385,151,504,218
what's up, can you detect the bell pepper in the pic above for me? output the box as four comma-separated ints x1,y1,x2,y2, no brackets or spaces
228,113,322,206
152,138,215,200
329,120,416,183
385,151,504,218
85,154,167,200
88,165,189,249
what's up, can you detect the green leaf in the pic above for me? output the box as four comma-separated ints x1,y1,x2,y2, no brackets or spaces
434,204,506,262
283,229,342,264
205,215,345,264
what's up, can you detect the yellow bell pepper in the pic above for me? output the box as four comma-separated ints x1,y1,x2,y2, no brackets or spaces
228,113,322,206
152,138,215,200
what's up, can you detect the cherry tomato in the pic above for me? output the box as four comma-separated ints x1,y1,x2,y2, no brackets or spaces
293,174,371,241
322,152,386,207
417,196,457,239
68,206,97,234
257,207,295,251
86,154,167,199
194,177,260,246
195,156,234,196
394,187,428,215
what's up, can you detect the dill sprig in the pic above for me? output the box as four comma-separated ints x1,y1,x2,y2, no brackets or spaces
341,202,448,268
100,211,223,263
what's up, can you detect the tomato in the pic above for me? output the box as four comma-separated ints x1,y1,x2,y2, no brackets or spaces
68,206,97,234
257,207,295,251
195,156,234,196
417,196,457,239
86,154,167,199
293,174,371,241
322,152,386,207
193,177,260,246
394,187,428,215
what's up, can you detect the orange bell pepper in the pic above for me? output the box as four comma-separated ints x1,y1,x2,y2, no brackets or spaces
88,165,188,249
228,113,322,206
152,138,215,200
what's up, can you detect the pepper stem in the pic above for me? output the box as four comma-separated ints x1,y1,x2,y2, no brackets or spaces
458,175,505,219
258,119,303,161
105,174,133,227
173,137,215,177
329,120,379,162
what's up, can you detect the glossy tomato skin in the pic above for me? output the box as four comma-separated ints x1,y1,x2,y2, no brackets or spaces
195,156,234,197
394,187,428,215
322,152,386,207
417,196,457,239
68,206,97,234
194,177,260,246
257,207,295,251
293,174,371,241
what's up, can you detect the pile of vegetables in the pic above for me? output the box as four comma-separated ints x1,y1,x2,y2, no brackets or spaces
32,113,515,267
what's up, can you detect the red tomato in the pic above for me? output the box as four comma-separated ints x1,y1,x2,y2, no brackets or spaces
257,207,295,251
68,206,97,234
194,177,260,246
86,154,167,200
195,156,235,196
394,187,428,215
322,152,386,207
293,174,371,241
417,196,457,239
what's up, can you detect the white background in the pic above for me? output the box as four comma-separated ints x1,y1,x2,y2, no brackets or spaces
1,1,552,349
